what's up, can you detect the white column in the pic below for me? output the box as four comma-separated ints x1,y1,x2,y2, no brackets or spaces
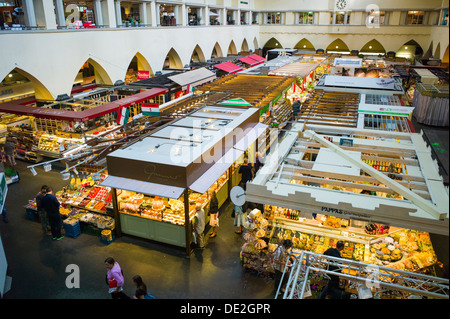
156,3,160,26
332,11,336,24
198,7,203,25
115,0,122,26
181,3,187,26
93,0,103,26
22,0,37,27
101,0,116,28
263,12,267,24
33,0,57,29
205,5,209,25
174,5,179,25
54,0,65,27
222,8,227,25
344,11,348,24
150,0,157,26
139,2,147,25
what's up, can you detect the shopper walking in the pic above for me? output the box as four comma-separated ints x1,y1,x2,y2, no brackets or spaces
105,257,129,299
233,203,244,234
253,152,264,176
193,203,206,249
39,186,63,240
319,240,350,299
208,191,219,238
3,139,16,167
292,99,301,119
132,275,155,299
273,239,293,298
36,185,50,235
238,158,253,190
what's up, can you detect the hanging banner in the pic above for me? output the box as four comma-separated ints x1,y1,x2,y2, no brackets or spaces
116,106,130,125
141,103,160,116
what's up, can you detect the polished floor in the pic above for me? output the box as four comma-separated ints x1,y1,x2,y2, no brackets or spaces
1,160,275,299
1,116,449,299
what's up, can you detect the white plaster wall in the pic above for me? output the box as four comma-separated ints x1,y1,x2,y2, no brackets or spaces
259,25,438,53
0,25,259,99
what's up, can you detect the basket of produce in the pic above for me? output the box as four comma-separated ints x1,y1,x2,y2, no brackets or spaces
254,239,267,250
101,229,113,242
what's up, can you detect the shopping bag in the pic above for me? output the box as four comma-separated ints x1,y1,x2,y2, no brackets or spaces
108,278,118,293
192,232,197,245
144,292,156,299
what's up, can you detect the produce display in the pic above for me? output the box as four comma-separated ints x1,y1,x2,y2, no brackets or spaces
117,171,229,226
117,189,208,226
369,229,437,272
267,225,437,273
37,134,83,154
53,176,113,214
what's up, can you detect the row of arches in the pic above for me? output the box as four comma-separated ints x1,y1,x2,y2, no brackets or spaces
263,37,449,60
1,37,258,100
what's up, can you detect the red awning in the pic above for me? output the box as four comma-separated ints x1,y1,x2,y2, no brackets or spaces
247,54,265,63
213,62,243,74
238,56,262,67
0,87,168,122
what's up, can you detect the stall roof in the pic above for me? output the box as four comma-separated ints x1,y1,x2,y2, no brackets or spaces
238,54,265,67
268,62,319,77
246,123,449,235
100,175,185,199
213,62,243,74
238,55,262,66
167,67,216,87
0,87,168,121
106,105,263,193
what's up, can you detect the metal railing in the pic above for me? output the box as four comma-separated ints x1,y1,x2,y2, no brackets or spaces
277,250,449,299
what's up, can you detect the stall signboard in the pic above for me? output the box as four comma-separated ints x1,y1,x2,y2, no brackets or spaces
358,104,414,116
324,75,396,90
142,103,160,116
333,58,363,68
137,70,150,80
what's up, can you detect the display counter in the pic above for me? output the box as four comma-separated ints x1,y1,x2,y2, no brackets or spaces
265,205,437,273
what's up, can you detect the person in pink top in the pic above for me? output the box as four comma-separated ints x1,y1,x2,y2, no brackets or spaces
105,257,130,299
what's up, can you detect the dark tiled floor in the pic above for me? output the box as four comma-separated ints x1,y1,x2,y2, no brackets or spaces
1,162,275,299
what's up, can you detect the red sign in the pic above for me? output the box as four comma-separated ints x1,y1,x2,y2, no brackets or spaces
137,70,150,80
141,103,159,108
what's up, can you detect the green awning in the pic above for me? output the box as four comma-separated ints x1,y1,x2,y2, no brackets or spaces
218,98,252,107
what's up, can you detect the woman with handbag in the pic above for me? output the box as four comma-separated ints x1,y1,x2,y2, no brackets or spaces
208,191,219,238
105,257,130,299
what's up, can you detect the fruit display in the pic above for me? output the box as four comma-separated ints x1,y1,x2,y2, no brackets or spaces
37,135,83,154
270,226,366,262
118,190,197,226
369,229,437,272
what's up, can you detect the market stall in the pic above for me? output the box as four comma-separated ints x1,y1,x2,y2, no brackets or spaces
213,62,243,76
25,172,116,241
357,93,414,132
412,83,449,127
294,89,359,127
238,54,266,68
100,106,267,254
315,74,404,96
0,88,168,161
244,123,449,275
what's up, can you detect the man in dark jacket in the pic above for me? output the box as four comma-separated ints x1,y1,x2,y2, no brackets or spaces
319,241,350,299
238,158,253,190
36,185,49,235
39,186,64,240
